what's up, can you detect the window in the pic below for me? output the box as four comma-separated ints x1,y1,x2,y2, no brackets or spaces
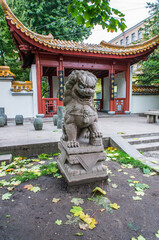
126,36,129,46
120,39,124,45
115,41,118,45
138,30,142,40
131,33,135,42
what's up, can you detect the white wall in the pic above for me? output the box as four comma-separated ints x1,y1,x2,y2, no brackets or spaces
131,95,159,113
0,78,33,118
52,76,68,98
115,72,126,98
30,64,38,117
103,76,109,111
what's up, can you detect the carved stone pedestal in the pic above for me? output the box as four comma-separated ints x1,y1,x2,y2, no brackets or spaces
58,139,107,185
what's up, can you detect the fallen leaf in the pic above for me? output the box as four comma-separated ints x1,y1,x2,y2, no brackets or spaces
80,212,97,229
137,235,146,240
2,192,13,200
30,186,41,193
70,206,83,217
75,232,84,236
65,215,79,225
0,172,6,177
110,203,120,210
0,180,10,186
24,184,40,192
100,208,105,212
130,176,135,179
132,196,142,201
112,184,118,189
123,172,128,175
142,168,151,174
55,219,62,225
10,180,21,186
135,191,145,196
7,187,14,191
129,183,135,187
133,181,139,184
155,230,159,238
118,169,123,172
39,161,45,164
70,198,84,205
52,198,61,203
6,168,15,172
92,187,106,195
24,184,33,190
79,222,88,230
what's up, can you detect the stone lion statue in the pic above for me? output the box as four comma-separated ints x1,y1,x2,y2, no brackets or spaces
62,70,102,148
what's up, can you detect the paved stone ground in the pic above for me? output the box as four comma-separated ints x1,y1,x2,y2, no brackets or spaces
0,114,158,147
0,114,159,170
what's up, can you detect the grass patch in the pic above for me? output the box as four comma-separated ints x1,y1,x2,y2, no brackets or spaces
105,147,151,173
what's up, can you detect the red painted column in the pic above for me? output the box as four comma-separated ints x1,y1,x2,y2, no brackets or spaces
35,53,43,114
48,74,53,98
101,78,104,111
108,66,115,114
125,62,130,113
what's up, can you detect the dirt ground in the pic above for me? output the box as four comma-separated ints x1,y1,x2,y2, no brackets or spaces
0,157,159,240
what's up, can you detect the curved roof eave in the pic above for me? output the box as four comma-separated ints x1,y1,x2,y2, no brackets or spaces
0,0,159,59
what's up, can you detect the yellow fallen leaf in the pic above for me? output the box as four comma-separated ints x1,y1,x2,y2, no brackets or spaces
123,172,128,175
110,203,120,210
130,176,135,179
133,181,139,184
132,196,142,201
80,213,97,229
52,198,61,203
92,187,106,195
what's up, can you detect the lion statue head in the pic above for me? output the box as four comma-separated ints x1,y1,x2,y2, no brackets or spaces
63,70,97,106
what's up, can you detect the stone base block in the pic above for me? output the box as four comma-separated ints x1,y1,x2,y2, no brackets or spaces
57,140,107,186
0,154,12,165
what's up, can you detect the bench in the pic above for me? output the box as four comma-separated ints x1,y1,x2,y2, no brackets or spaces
144,110,159,123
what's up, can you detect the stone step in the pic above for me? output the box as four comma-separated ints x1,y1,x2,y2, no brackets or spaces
142,150,159,160
133,142,159,152
128,136,159,145
0,154,12,165
123,132,159,139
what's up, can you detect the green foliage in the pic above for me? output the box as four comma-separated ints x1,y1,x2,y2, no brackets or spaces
38,153,53,160
135,47,159,85
0,4,29,81
0,0,91,81
8,0,91,42
135,0,159,85
40,162,59,176
105,148,151,173
68,0,127,31
10,171,39,182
